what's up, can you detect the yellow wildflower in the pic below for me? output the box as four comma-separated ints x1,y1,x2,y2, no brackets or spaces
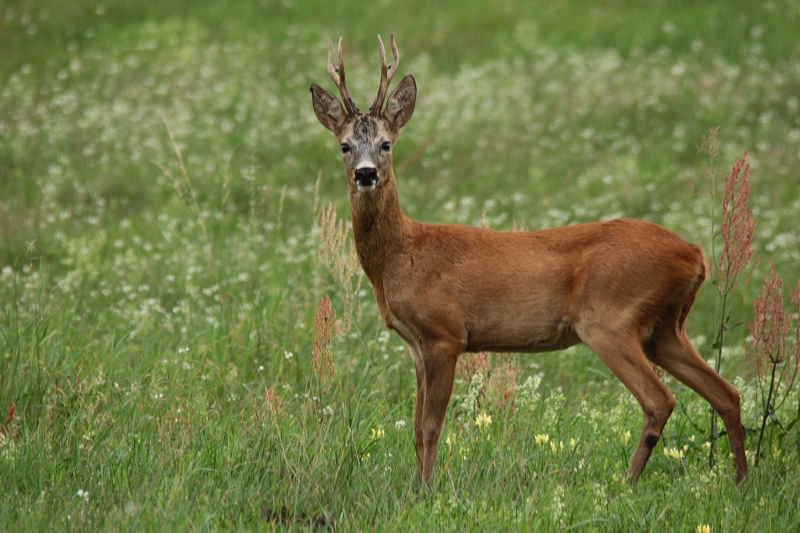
663,447,684,461
475,412,492,430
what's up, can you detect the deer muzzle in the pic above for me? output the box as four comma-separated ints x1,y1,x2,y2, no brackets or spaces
354,167,379,192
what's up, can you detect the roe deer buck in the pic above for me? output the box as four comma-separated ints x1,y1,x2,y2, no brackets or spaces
310,35,748,485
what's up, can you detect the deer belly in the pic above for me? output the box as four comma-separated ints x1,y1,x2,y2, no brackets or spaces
465,317,580,354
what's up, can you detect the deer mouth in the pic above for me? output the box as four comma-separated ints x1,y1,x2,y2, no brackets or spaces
355,178,378,192
354,168,379,192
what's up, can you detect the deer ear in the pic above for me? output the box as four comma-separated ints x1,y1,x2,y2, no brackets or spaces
311,84,348,136
383,75,416,131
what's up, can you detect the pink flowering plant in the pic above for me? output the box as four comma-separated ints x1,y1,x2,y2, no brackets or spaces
747,262,800,462
711,150,757,298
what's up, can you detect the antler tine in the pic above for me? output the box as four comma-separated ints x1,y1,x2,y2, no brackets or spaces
389,33,399,78
327,39,340,85
370,33,400,116
368,35,387,116
327,37,359,117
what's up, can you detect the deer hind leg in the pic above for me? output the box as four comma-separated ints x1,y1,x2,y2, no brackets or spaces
415,340,459,485
579,326,676,484
644,325,748,484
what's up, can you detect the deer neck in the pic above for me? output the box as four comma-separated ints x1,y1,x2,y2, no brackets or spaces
349,170,411,282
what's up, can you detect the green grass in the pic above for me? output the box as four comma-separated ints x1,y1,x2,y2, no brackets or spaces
2,0,800,530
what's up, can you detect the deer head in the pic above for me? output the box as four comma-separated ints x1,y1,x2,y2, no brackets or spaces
310,35,417,194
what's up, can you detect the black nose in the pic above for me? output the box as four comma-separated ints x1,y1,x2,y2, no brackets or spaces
354,167,378,187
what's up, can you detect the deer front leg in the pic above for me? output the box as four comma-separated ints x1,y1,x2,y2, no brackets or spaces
416,341,459,485
413,358,426,481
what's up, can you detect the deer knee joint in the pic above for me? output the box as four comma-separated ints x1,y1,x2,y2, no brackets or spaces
422,425,440,446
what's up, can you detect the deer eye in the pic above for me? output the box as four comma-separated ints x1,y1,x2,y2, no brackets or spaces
381,142,391,152
340,143,350,154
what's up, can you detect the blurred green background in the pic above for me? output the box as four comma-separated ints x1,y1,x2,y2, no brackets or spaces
2,0,800,530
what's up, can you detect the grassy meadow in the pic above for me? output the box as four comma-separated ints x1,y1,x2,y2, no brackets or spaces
2,0,800,530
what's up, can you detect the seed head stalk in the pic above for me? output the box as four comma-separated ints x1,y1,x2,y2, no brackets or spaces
704,141,757,467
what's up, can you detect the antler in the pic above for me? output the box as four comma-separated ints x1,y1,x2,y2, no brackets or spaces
369,33,400,117
328,37,360,117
